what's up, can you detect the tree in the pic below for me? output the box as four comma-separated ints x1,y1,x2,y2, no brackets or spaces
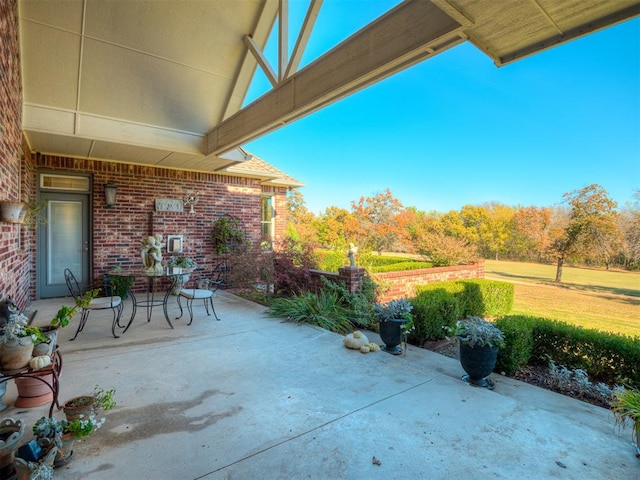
617,189,640,269
350,188,405,254
549,184,618,282
285,190,318,246
508,206,552,261
314,206,357,249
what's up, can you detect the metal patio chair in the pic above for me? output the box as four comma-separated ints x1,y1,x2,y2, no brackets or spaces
175,263,225,325
64,268,124,340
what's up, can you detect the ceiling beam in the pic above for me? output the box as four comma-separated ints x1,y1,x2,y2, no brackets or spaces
284,0,323,80
207,0,464,156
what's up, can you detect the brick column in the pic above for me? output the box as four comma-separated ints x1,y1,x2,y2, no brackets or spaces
338,267,366,294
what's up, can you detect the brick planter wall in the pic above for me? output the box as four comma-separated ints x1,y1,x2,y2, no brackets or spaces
308,261,485,303
373,261,485,303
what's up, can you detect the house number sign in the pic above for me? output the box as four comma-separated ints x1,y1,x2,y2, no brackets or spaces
155,199,184,212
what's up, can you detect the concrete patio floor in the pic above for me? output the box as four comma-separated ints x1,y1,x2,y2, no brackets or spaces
2,290,638,479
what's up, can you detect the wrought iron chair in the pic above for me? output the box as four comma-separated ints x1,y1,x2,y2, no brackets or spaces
63,268,124,340
175,263,225,325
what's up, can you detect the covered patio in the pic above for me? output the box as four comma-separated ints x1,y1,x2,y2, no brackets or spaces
2,292,635,479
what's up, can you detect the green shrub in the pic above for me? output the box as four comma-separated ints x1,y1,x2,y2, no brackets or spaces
359,254,411,267
415,279,513,318
315,249,346,272
492,314,640,388
459,279,514,317
370,261,433,273
409,289,462,343
495,315,538,375
267,290,355,334
319,275,378,328
532,319,640,387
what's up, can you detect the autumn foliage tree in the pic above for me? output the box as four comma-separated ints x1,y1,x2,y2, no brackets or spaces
548,184,618,282
350,188,405,254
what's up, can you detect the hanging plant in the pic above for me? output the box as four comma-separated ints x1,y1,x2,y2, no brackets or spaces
210,214,248,254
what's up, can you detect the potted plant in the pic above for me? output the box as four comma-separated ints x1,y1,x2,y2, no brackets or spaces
611,387,640,458
32,414,106,467
0,201,26,224
0,417,25,479
166,256,198,294
0,313,34,371
103,270,134,299
63,385,116,422
446,316,505,390
374,298,414,355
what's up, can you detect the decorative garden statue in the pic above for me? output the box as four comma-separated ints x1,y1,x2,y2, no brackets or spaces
141,235,165,272
348,243,358,268
0,297,18,327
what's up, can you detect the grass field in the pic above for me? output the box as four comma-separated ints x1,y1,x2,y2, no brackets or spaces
484,260,640,337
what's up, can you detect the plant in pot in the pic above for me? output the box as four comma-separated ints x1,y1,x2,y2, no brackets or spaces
374,298,414,355
0,313,34,371
63,384,116,422
446,316,505,390
611,387,640,458
104,271,134,299
32,414,105,468
0,417,25,479
165,255,197,294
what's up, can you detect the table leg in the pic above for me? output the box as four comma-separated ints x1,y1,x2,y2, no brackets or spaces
122,288,138,334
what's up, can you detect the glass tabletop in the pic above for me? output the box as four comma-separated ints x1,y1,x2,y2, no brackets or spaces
106,267,195,278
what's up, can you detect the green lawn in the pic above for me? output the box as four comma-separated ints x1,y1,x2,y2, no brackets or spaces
484,260,640,337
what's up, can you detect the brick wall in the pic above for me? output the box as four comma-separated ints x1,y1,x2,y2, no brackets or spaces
0,0,31,308
374,261,485,303
31,155,289,295
308,261,485,303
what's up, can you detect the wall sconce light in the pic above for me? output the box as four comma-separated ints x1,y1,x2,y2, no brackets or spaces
104,182,117,208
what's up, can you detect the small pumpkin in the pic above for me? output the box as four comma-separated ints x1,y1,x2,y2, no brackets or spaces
360,345,371,353
344,331,370,350
29,355,52,370
368,343,381,352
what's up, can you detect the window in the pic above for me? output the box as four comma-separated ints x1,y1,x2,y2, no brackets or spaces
261,196,274,249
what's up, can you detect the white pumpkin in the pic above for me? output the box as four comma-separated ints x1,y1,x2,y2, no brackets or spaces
29,355,52,370
344,331,370,350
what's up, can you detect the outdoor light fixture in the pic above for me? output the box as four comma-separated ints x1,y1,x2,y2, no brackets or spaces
104,182,117,208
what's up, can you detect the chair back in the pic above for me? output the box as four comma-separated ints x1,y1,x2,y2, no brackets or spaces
64,268,83,300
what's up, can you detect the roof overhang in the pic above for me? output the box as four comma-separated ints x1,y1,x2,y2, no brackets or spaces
18,0,640,175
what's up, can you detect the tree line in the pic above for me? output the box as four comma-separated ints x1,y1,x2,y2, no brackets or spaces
285,184,640,282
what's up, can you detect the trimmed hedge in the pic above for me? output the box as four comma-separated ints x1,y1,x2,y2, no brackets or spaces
415,279,514,318
370,261,434,273
409,289,461,342
409,279,514,344
459,279,514,317
494,315,538,375
495,314,640,388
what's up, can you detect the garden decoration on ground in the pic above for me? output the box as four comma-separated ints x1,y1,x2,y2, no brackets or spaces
343,331,380,353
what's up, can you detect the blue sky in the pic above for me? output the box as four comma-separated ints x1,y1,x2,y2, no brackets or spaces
244,1,640,215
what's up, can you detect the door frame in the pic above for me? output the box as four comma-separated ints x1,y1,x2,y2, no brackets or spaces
36,171,93,299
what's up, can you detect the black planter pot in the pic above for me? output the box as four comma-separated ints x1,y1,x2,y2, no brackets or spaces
379,319,406,355
458,341,499,390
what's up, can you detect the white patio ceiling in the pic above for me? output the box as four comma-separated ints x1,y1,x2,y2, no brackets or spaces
18,0,640,176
